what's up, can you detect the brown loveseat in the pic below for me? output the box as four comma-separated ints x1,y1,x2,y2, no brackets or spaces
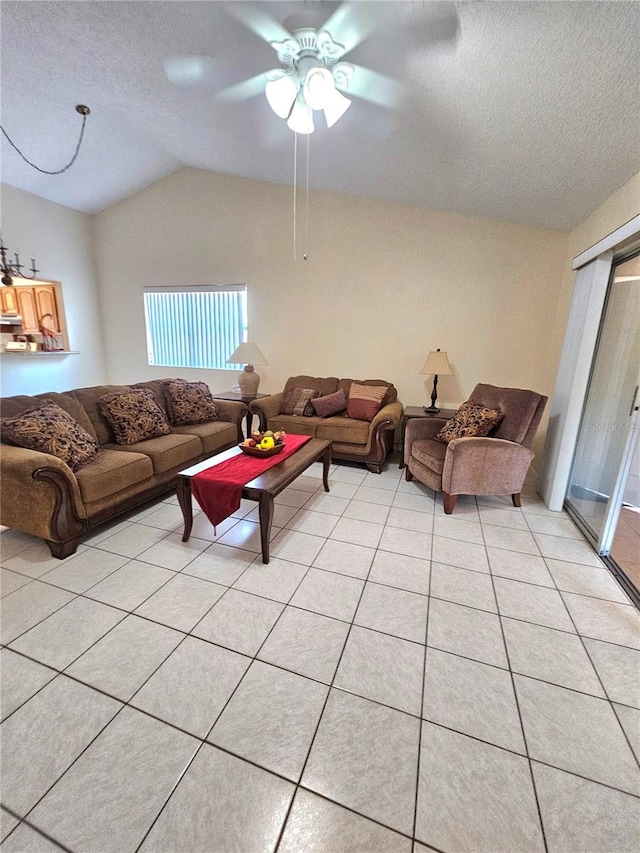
0,380,246,558
250,375,403,473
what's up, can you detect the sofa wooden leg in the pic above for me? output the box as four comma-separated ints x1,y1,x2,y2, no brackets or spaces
405,467,414,481
443,493,458,514
512,493,522,508
366,463,382,474
46,538,80,559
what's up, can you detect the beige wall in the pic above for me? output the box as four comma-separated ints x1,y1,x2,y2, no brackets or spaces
546,171,640,389
0,184,107,396
94,167,567,447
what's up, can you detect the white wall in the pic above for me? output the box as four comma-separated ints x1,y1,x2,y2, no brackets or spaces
0,184,107,395
94,167,568,459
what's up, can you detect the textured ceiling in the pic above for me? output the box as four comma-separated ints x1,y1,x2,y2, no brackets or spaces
1,1,638,229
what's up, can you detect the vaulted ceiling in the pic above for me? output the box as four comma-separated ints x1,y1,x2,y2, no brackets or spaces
2,1,638,230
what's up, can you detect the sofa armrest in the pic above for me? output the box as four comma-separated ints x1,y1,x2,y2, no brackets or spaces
443,437,535,495
0,443,86,540
371,401,403,431
214,400,247,429
250,393,285,431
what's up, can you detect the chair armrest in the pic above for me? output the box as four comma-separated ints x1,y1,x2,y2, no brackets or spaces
0,443,86,539
443,437,535,495
250,393,285,431
405,417,447,443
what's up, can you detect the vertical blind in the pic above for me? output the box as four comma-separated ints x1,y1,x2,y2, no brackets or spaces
143,285,247,369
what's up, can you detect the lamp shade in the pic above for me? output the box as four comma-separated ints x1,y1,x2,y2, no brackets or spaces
420,350,452,375
287,97,314,134
303,67,335,110
323,87,351,128
227,341,268,367
265,75,298,119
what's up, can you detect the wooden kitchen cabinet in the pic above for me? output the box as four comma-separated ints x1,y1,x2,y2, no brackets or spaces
1,288,18,314
34,286,61,331
15,287,39,332
3,280,70,351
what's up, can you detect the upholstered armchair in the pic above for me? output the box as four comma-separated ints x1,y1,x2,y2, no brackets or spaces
404,384,548,513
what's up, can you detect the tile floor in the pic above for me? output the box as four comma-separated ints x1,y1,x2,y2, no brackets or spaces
1,455,639,852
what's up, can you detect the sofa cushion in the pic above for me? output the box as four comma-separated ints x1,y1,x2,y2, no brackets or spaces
338,378,397,407
411,438,448,474
1,392,98,440
269,414,320,437
284,375,339,398
311,389,347,418
1,400,101,472
436,401,504,444
162,379,219,425
103,433,202,475
172,421,237,455
132,380,171,419
346,383,388,422
74,448,154,504
70,385,135,445
282,388,319,417
316,416,369,446
99,389,172,445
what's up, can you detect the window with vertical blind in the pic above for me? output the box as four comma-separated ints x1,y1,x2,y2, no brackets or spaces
143,285,247,369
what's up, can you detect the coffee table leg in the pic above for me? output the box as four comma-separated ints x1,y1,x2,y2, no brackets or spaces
177,478,193,542
258,492,274,564
322,446,332,492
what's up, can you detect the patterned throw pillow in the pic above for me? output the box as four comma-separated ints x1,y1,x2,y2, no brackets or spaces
435,400,504,444
282,388,319,417
311,389,348,418
346,384,388,422
162,379,219,425
0,399,100,471
99,388,171,445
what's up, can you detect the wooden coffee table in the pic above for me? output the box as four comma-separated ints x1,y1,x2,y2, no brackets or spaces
177,438,332,564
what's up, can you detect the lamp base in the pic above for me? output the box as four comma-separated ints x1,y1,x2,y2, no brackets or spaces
237,366,260,397
423,406,440,414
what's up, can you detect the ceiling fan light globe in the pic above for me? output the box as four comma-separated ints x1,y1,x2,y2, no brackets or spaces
323,88,351,128
265,75,297,118
287,98,315,134
302,66,335,110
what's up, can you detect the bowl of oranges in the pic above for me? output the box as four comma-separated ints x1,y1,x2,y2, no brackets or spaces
239,429,286,457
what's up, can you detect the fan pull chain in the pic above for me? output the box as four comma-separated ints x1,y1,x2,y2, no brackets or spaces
293,131,298,261
304,134,310,261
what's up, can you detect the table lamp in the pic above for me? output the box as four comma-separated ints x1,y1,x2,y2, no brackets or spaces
227,342,268,396
420,349,452,413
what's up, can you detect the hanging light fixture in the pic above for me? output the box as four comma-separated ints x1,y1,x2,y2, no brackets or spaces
264,29,353,133
0,240,38,287
1,104,91,175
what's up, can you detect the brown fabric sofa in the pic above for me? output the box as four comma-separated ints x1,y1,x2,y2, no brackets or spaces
405,383,548,512
0,379,246,558
250,375,403,473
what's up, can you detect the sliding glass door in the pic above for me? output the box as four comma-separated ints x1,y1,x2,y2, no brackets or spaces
565,254,640,554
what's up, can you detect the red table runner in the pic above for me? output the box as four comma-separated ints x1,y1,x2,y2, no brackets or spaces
191,434,312,527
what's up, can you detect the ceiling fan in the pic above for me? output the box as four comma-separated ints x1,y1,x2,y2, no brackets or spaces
164,1,460,135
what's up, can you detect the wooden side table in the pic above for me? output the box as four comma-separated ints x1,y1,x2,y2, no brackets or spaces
211,390,269,439
399,406,458,468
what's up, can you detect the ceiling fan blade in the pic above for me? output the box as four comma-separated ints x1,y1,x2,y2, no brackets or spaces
163,56,219,86
321,1,394,56
343,64,403,109
225,2,292,48
216,72,270,104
